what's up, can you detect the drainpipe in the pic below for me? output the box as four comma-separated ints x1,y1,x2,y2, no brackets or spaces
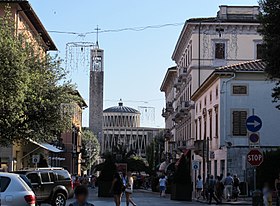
198,22,202,87
220,73,236,172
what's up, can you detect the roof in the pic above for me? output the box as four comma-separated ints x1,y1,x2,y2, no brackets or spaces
216,59,265,72
191,60,266,100
72,90,88,108
160,66,177,92
0,0,57,50
104,102,140,114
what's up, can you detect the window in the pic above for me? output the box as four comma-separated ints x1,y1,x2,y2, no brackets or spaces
210,91,212,103
209,111,213,139
27,173,40,184
216,86,219,99
232,111,247,136
204,96,207,106
220,160,225,176
215,107,219,138
40,172,50,183
232,85,248,95
256,44,265,59
0,176,11,192
214,160,218,177
215,43,225,59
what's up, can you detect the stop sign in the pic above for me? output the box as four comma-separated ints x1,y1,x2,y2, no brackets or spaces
247,149,263,166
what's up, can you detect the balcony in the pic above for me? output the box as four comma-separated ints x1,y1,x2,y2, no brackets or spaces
179,67,188,81
166,102,174,113
164,129,173,141
174,77,182,90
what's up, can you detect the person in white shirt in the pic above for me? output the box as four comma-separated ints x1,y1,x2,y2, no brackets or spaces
125,171,136,206
159,175,167,197
196,175,203,199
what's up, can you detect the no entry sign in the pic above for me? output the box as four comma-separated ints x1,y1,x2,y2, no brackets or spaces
247,149,263,166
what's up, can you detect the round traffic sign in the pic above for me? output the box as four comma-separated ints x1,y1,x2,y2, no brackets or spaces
246,115,262,132
247,149,263,166
249,133,260,143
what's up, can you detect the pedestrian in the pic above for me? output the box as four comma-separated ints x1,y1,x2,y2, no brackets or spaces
196,175,203,199
232,175,240,202
203,174,210,201
125,171,137,206
208,175,220,205
275,173,280,206
159,175,167,197
69,185,94,206
110,173,125,206
215,176,224,203
223,173,233,201
263,182,272,206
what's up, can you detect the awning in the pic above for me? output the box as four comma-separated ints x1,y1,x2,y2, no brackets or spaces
29,139,63,153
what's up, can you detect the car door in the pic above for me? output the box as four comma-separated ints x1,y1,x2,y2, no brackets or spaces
0,176,12,206
26,173,43,201
39,172,54,201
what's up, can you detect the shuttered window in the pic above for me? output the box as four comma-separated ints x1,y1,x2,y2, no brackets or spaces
232,111,247,136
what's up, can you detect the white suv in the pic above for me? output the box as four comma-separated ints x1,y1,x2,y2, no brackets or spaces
0,172,36,206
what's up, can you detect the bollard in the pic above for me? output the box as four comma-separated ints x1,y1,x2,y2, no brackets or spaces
252,190,263,206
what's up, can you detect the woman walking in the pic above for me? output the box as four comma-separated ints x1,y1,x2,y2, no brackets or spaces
110,173,124,206
196,175,203,199
125,171,137,206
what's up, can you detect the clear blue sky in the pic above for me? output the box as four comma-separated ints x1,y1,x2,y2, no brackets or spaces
29,0,258,128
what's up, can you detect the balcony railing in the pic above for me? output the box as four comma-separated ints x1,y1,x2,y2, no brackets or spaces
164,129,173,141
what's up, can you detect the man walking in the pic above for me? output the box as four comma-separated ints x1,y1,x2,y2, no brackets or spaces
224,173,233,202
208,175,220,205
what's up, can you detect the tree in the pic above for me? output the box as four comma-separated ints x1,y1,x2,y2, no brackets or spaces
0,6,78,145
146,131,165,170
81,129,100,172
259,0,280,109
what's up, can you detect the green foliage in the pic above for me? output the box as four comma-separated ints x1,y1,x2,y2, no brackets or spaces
257,148,280,189
81,129,100,171
98,154,117,182
146,131,165,170
0,6,78,145
259,0,280,109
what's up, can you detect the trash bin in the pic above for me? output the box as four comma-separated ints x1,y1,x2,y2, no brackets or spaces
252,190,263,206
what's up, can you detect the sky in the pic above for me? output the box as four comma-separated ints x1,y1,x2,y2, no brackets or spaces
29,0,258,128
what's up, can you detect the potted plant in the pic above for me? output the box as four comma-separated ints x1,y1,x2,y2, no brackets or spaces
98,155,116,197
171,153,192,201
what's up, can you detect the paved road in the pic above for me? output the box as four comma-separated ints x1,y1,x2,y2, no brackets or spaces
43,189,247,206
67,190,204,206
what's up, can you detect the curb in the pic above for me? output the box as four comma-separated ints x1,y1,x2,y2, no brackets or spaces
195,199,251,205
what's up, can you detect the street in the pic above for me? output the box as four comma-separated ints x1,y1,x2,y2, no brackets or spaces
43,188,246,206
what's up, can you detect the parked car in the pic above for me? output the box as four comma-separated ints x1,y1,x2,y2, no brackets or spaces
14,167,74,206
0,172,36,206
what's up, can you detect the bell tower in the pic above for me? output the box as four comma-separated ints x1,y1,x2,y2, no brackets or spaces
89,42,104,142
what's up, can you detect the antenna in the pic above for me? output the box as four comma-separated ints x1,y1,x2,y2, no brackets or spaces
95,25,101,48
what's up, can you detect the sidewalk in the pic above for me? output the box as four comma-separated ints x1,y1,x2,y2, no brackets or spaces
195,197,251,205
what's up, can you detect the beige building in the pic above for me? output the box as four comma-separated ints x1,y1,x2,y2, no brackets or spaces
0,0,57,171
161,5,263,179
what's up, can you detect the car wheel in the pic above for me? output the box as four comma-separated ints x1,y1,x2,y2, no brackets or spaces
52,193,66,206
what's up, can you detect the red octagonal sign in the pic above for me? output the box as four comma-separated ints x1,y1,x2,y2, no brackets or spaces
247,149,263,167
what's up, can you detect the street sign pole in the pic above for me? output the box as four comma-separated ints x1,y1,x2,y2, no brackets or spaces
254,167,257,191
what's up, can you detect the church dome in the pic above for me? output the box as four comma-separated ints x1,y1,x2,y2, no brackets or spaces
103,102,140,128
103,102,140,114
